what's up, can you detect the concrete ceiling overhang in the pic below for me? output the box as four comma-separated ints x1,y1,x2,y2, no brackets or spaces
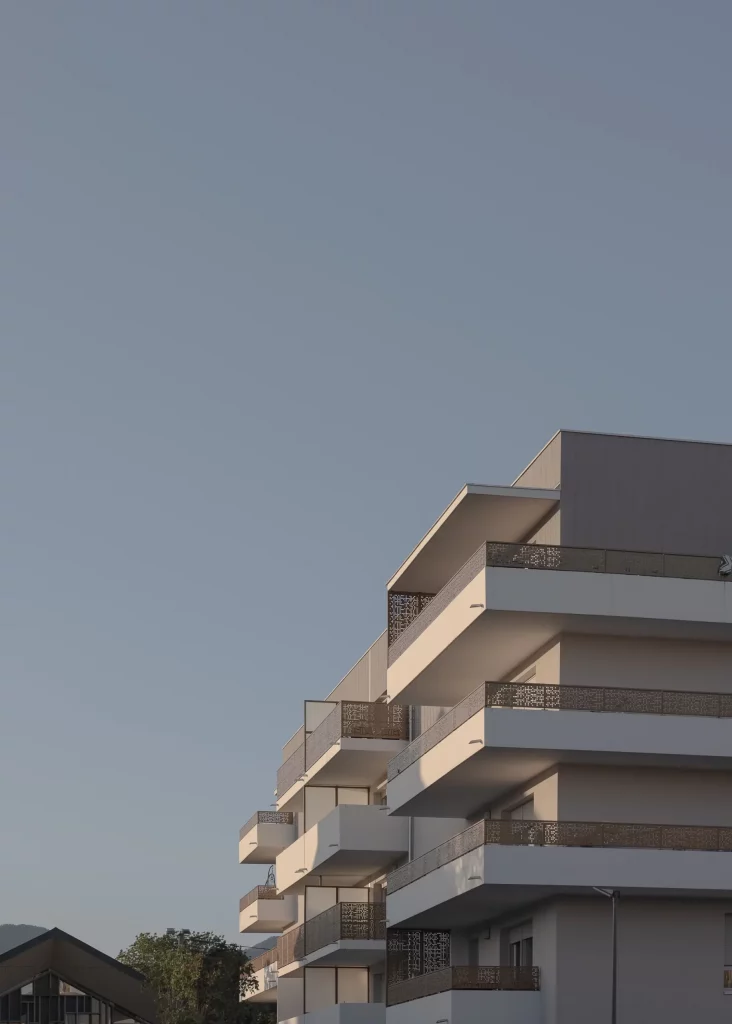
387,485,560,595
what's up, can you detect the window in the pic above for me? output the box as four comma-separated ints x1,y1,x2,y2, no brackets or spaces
510,937,533,967
508,798,535,821
508,922,533,968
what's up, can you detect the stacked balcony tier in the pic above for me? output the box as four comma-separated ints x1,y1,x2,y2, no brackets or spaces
387,680,732,818
386,966,541,1024
387,541,732,705
239,810,296,863
276,701,409,807
239,885,297,933
386,817,732,927
277,804,408,894
277,902,386,975
242,947,278,1004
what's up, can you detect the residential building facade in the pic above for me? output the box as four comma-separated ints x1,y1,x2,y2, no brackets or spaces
240,430,732,1024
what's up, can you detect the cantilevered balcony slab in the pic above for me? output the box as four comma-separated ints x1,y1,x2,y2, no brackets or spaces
277,805,408,896
386,967,541,1024
276,702,408,810
280,1005,384,1024
277,903,386,978
239,886,298,933
387,484,560,595
239,811,296,864
386,542,732,706
387,681,732,818
242,949,278,1004
386,819,732,929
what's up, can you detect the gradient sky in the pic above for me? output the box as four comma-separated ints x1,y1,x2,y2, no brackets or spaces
1,1,731,955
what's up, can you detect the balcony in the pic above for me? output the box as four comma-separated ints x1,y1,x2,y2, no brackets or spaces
280,1006,384,1024
276,702,409,807
387,483,560,596
277,903,386,976
242,947,277,1003
386,818,732,928
239,811,296,864
277,804,409,895
239,885,297,933
387,681,732,818
386,541,732,704
386,967,541,1023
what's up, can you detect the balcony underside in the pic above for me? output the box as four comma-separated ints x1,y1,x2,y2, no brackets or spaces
387,844,732,929
277,740,407,810
387,485,560,594
388,707,732,818
277,806,409,896
279,847,405,895
387,567,732,705
239,896,297,933
278,940,386,977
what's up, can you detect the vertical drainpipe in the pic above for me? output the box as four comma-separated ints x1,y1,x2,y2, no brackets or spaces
408,705,416,860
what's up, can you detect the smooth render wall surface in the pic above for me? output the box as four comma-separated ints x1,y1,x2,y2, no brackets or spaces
556,764,732,825
558,431,732,555
558,634,732,692
547,898,732,1024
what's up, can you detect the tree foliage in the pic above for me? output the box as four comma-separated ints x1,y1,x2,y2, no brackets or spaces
118,930,273,1024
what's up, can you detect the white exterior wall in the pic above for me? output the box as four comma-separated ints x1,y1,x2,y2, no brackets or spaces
491,770,559,820
558,633,732,691
411,815,467,858
547,897,732,1024
556,764,732,824
278,977,304,1022
386,990,542,1024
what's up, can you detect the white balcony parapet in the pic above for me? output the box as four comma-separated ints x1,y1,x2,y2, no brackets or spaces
277,903,386,973
277,804,408,895
388,541,730,664
280,1004,384,1024
276,702,409,807
386,986,541,1024
386,681,732,818
242,947,278,1004
239,811,296,864
239,885,297,933
386,818,732,927
386,542,732,704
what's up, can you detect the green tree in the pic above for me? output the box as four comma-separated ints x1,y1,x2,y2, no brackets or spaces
118,930,273,1024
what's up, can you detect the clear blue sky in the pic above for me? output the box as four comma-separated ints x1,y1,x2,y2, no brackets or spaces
1,1,731,955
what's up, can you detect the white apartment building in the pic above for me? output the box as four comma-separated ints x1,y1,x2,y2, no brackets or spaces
240,430,732,1024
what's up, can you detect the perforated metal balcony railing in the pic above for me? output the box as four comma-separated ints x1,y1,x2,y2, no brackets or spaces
276,701,409,795
239,886,282,912
387,966,540,1006
277,924,306,968
387,680,732,780
277,903,386,966
239,810,293,841
387,541,730,663
250,947,278,973
305,902,386,956
387,818,732,893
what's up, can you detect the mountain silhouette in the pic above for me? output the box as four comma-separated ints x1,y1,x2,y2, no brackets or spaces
0,924,48,955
